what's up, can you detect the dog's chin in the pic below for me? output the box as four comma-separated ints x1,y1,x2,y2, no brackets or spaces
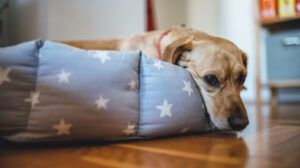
211,119,246,132
210,117,231,131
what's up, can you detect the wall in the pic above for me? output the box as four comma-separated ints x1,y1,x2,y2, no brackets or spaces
153,0,186,30
153,0,218,35
0,0,9,46
7,0,145,43
217,0,256,102
46,0,145,41
7,0,42,44
186,0,218,35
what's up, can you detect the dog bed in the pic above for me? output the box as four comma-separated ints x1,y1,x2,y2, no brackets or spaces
0,40,213,142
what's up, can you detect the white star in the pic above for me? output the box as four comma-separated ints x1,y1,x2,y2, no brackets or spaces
180,127,190,134
24,91,40,108
90,51,111,64
0,67,11,86
128,79,137,91
95,95,110,110
120,53,127,60
52,119,72,135
123,123,136,135
156,99,173,118
153,61,164,70
57,69,71,83
182,80,193,96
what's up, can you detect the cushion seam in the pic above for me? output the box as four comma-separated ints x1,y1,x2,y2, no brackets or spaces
24,40,44,133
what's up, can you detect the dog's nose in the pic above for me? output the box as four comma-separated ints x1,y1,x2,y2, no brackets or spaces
228,109,249,131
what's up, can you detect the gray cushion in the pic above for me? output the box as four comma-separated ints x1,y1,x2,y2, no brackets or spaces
139,55,208,137
0,41,40,136
0,40,210,142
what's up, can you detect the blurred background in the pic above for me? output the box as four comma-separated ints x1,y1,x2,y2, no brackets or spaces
0,0,299,105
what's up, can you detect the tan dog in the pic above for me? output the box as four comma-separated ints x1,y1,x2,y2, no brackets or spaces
63,27,249,131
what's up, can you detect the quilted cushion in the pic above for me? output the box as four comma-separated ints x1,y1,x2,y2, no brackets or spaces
0,41,40,136
0,40,210,142
139,56,208,137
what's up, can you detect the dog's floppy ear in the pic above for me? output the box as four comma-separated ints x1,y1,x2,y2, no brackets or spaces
241,52,248,68
162,36,193,63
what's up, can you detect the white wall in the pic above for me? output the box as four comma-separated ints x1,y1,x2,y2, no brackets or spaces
46,0,145,41
7,0,146,44
153,0,218,35
217,0,256,102
153,0,186,30
186,0,218,35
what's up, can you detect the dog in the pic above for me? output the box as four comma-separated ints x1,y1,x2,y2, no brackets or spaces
63,27,249,131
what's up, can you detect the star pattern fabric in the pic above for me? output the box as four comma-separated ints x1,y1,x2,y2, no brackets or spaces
0,41,210,142
153,61,164,70
57,69,71,83
52,119,72,135
180,127,190,134
120,53,127,60
95,95,110,110
182,80,193,96
24,91,40,108
123,123,136,135
139,55,209,137
128,79,137,91
0,67,11,86
156,99,173,118
90,51,111,64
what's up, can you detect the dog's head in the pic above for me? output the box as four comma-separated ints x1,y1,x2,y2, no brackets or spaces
162,29,249,131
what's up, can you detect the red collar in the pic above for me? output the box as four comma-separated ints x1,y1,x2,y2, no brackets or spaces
156,29,172,60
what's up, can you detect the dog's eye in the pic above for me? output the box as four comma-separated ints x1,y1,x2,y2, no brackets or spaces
237,75,246,84
203,74,220,87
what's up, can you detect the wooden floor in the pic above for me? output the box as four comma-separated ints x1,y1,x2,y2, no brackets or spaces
1,103,300,168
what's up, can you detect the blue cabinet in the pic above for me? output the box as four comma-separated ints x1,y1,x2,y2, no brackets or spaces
267,29,300,80
266,29,300,102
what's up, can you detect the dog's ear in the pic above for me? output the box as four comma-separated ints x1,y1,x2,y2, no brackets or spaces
162,36,193,63
241,52,248,68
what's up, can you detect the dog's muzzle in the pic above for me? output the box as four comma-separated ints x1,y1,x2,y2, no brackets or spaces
227,107,249,131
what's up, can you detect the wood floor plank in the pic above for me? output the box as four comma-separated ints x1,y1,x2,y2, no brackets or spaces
0,104,299,168
81,156,141,168
117,144,243,165
269,135,300,168
243,125,300,156
82,145,236,168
